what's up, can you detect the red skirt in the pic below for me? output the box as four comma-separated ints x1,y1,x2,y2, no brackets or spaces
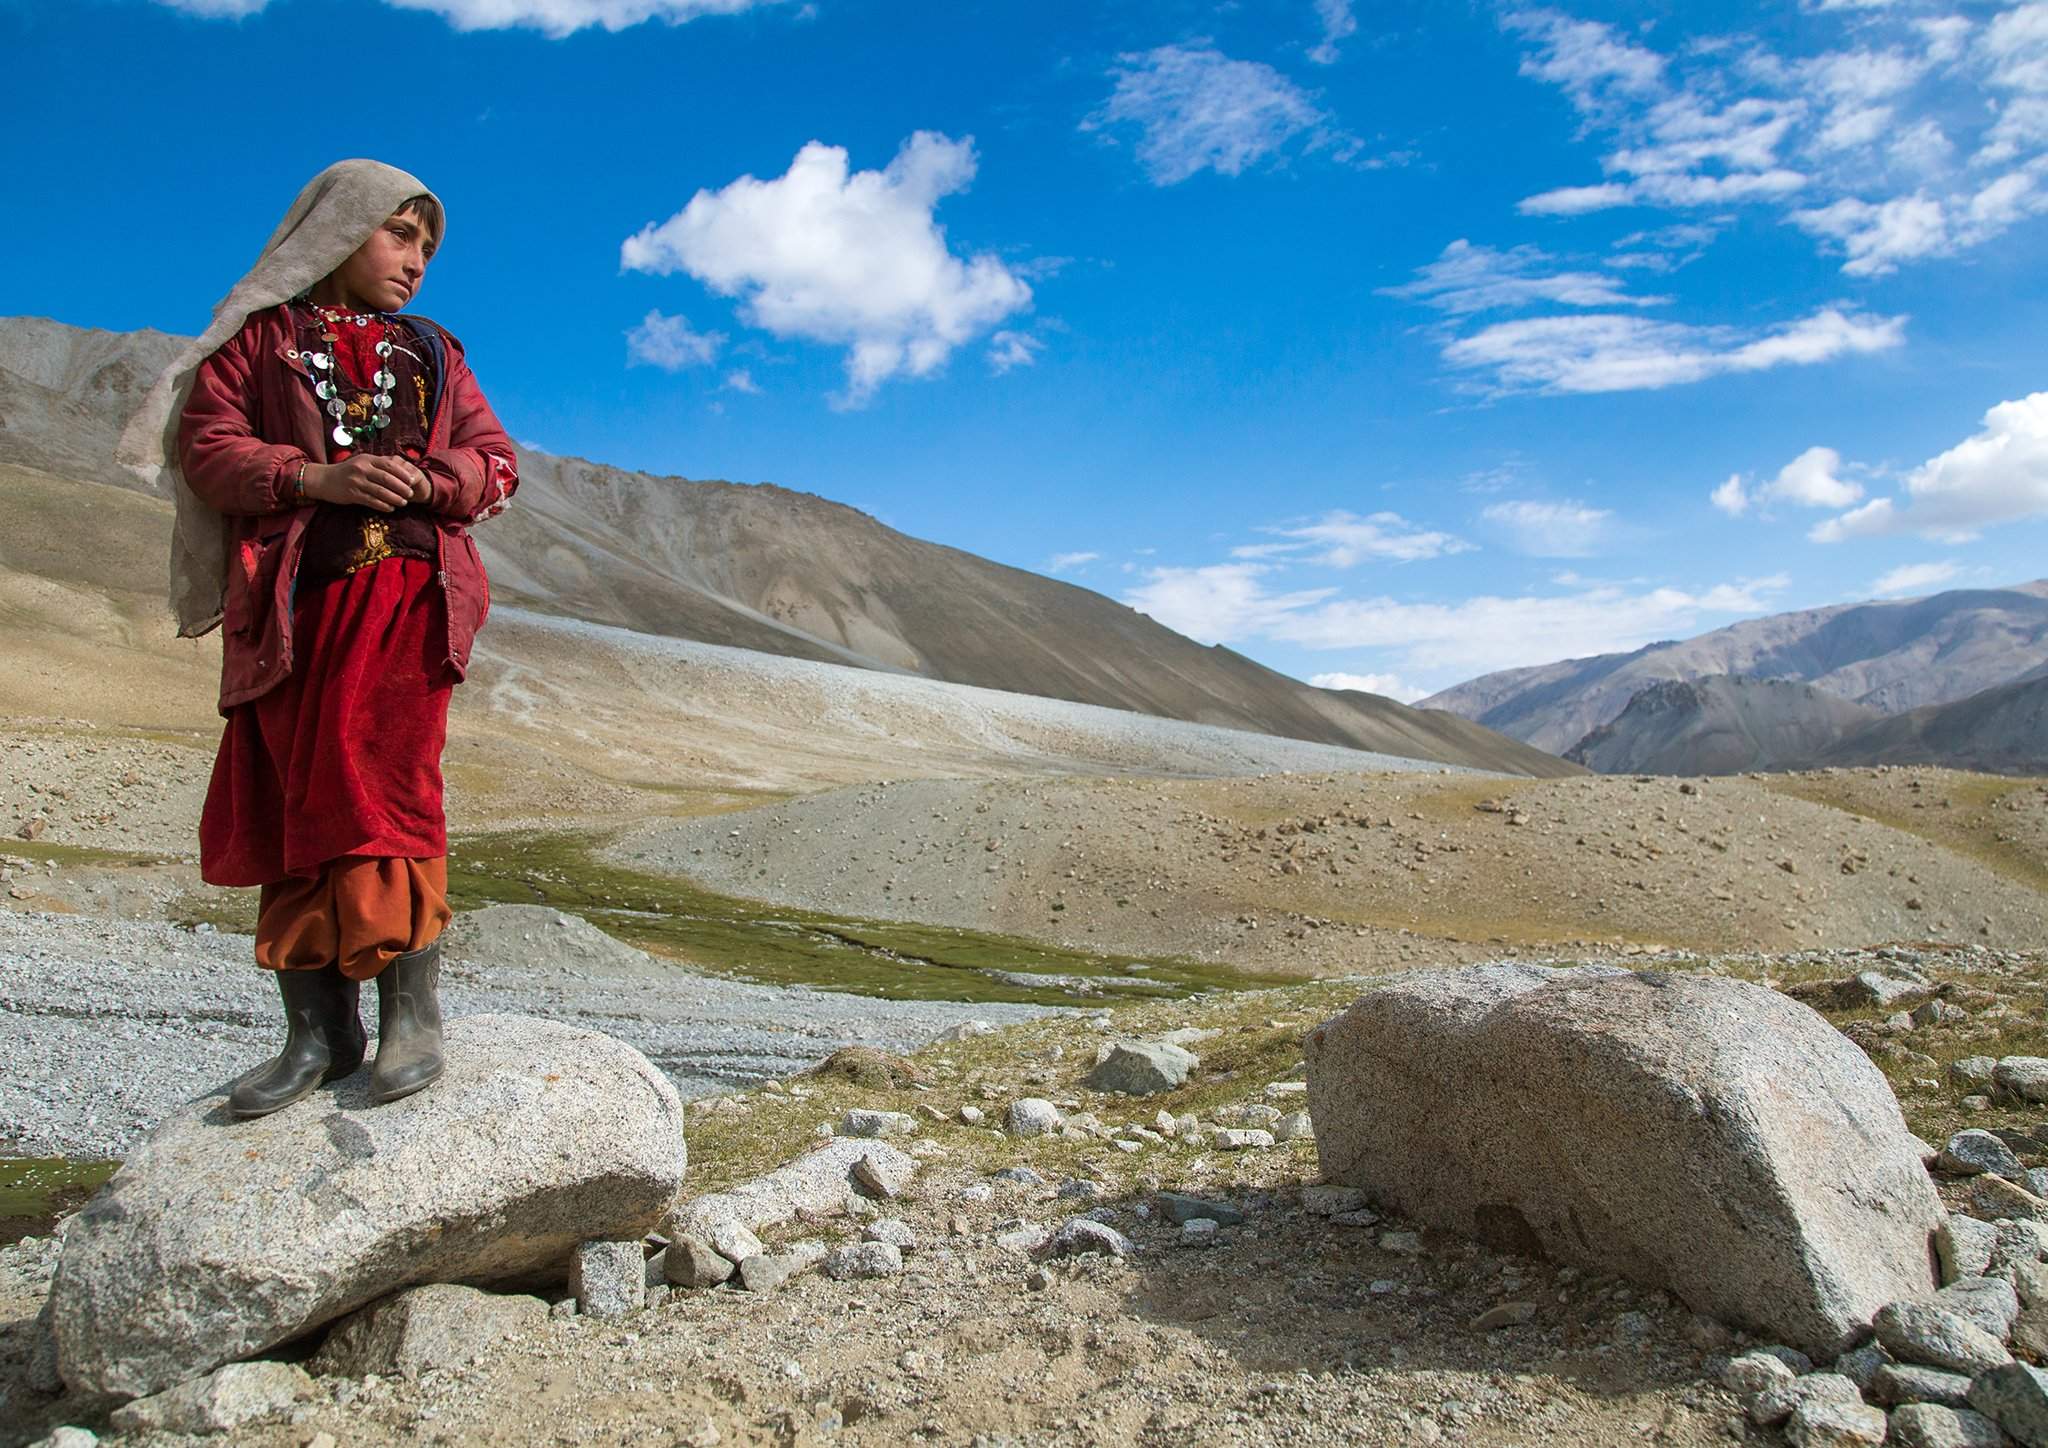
201,557,452,887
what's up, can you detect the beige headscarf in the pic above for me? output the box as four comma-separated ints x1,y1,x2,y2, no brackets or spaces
118,159,443,638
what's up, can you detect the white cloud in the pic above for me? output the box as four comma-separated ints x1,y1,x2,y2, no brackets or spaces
1251,510,1471,566
1503,9,1664,115
621,133,1031,407
156,0,785,32
1309,671,1428,704
1520,182,1638,216
625,309,723,370
1763,445,1864,508
987,330,1043,374
1046,551,1100,574
1087,43,1348,185
1309,0,1358,66
1870,560,1961,596
1381,240,1662,314
1125,566,1789,676
1790,193,1949,274
1711,473,1750,516
1441,306,1905,394
1813,391,2048,541
1480,499,1617,557
722,368,760,393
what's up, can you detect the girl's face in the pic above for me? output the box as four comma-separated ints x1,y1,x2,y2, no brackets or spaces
323,206,437,312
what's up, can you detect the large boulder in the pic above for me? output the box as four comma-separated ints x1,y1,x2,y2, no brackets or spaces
50,1014,687,1398
1303,965,1943,1357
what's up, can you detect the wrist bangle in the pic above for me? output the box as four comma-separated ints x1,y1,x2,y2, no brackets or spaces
293,460,309,503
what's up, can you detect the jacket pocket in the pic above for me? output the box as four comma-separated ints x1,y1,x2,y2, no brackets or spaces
223,532,284,638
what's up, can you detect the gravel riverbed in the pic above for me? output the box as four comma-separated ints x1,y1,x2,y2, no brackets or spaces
0,905,1058,1161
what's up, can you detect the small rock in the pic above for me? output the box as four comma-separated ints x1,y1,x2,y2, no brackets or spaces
1914,1001,1968,1029
864,1218,918,1253
312,1283,545,1379
1975,1175,2048,1222
1871,1362,1975,1408
1749,1371,1862,1428
995,1222,1050,1254
569,1241,644,1321
1874,1299,2012,1374
1329,1208,1381,1228
1721,1350,1795,1397
1764,1346,1819,1374
1887,1403,2005,1448
737,1254,793,1294
1785,1398,1887,1446
840,1109,918,1139
1273,1110,1313,1143
1215,1128,1275,1151
1967,1360,2048,1445
1157,1192,1243,1226
1025,1267,1052,1291
108,1362,312,1436
1940,1217,1999,1284
993,1166,1047,1188
823,1242,903,1281
1181,1219,1220,1247
665,1234,737,1289
1941,1131,2025,1180
1834,1342,1893,1392
957,1105,985,1125
1952,1058,1999,1090
1055,1178,1102,1202
25,1431,99,1448
852,1151,913,1200
1471,1301,1536,1331
1301,1185,1369,1216
1085,1040,1197,1095
1040,1218,1133,1259
1996,1058,2048,1106
1005,1099,1063,1137
705,1219,765,1266
1379,1230,1423,1255
1939,1277,2020,1340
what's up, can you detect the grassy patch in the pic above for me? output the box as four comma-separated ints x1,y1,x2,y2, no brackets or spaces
1763,772,2048,895
0,1157,117,1246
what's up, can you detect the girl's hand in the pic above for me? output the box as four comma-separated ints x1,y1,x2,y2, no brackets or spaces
301,456,430,511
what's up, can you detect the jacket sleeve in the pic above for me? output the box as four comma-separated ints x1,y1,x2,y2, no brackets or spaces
176,324,306,516
423,336,519,525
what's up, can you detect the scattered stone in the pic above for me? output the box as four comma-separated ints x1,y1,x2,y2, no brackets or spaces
1040,1218,1133,1260
2014,1307,2048,1362
1180,1219,1220,1247
1996,1059,2048,1106
1471,1301,1536,1331
1785,1398,1888,1447
852,1151,914,1200
839,1109,918,1139
25,1430,98,1448
2017,1262,2048,1307
1871,1363,1975,1409
957,1105,985,1126
1300,1185,1369,1217
1974,1175,2048,1222
1940,1217,1999,1284
1967,1361,2048,1446
1055,1178,1102,1202
1940,1277,2021,1339
1215,1103,1284,1127
1273,1110,1313,1143
1750,1371,1862,1427
1764,1346,1819,1374
668,1140,916,1244
1005,1099,1063,1137
823,1242,903,1280
809,1046,925,1090
313,1284,545,1379
570,1241,645,1320
1215,1128,1275,1151
1305,965,1944,1356
664,1235,736,1289
1085,1040,1197,1095
1914,1001,1969,1029
1157,1192,1243,1227
863,1218,918,1253
1941,1131,2025,1179
1834,1342,1893,1392
1380,1231,1423,1255
995,1221,1050,1254
50,1015,688,1397
1330,1209,1381,1229
1951,1058,1999,1090
1887,1403,2005,1448
107,1362,312,1436
1025,1267,1053,1291
706,1220,765,1265
1721,1351,1796,1397
737,1254,794,1294
931,1021,994,1043
1874,1299,2012,1374
993,1166,1047,1188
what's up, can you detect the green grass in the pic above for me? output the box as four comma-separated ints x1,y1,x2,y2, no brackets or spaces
0,1157,118,1245
444,829,1288,1008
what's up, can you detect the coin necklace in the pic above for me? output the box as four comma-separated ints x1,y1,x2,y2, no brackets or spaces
304,305,397,450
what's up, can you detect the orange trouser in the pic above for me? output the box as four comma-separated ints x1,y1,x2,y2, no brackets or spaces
255,856,452,981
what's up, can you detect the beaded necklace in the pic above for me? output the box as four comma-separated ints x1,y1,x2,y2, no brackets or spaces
304,304,399,450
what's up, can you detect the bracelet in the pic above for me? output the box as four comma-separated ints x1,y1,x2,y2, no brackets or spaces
293,460,309,503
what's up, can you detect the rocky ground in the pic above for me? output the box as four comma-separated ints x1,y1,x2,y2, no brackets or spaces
6,940,2048,1447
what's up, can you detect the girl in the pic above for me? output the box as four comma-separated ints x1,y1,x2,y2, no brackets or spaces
122,159,518,1117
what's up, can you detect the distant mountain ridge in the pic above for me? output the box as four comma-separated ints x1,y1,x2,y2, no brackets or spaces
1422,585,2048,755
0,314,1573,778
1565,672,2048,776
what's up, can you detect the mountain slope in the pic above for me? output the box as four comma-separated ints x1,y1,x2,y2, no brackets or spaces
1565,677,1882,775
1422,587,2048,753
1823,674,2048,773
0,314,1574,777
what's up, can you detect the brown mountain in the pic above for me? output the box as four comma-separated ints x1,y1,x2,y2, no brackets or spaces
0,314,1572,778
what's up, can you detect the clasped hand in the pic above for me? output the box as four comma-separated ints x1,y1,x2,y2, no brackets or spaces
302,455,430,511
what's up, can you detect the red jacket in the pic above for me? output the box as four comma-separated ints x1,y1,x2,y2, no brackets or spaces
177,305,518,713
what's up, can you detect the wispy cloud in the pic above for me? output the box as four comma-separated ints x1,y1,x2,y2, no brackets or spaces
156,0,788,34
622,132,1031,407
1045,551,1100,574
1480,499,1618,557
625,310,724,370
1085,43,1357,185
1381,240,1663,314
1308,670,1428,703
987,329,1043,373
1871,560,1961,596
1308,0,1357,66
1441,306,1905,395
1240,510,1471,565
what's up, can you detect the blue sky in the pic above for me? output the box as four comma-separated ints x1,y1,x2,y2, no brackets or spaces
6,0,2047,700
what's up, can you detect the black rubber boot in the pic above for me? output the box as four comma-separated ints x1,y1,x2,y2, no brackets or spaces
369,940,444,1104
229,965,368,1119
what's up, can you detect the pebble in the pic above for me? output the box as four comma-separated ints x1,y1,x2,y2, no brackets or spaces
1870,1363,1974,1409
1272,1110,1313,1142
1940,1130,2025,1180
1470,1301,1536,1331
569,1241,645,1320
1379,1230,1423,1255
864,1218,919,1253
1300,1184,1368,1216
1784,1398,1887,1446
1180,1219,1220,1247
957,1105,985,1125
664,1234,737,1289
1748,1372,1862,1428
993,1165,1047,1188
1874,1300,2012,1375
852,1151,913,1199
737,1254,794,1294
1156,1191,1242,1226
1721,1350,1795,1397
1940,1216,1998,1283
1005,1099,1063,1137
823,1242,904,1280
1056,1178,1103,1202
1215,1128,1275,1151
1886,1403,2005,1448
840,1109,918,1139
1041,1218,1133,1260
